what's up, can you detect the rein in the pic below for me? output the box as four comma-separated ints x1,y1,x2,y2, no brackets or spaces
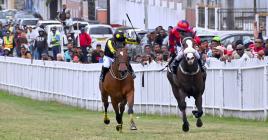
178,63,200,76
109,56,129,81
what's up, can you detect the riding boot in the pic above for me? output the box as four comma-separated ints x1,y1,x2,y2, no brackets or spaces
172,58,181,75
100,67,109,82
197,59,206,72
128,64,136,79
197,59,207,81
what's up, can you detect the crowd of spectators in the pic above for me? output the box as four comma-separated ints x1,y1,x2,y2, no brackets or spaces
0,21,268,65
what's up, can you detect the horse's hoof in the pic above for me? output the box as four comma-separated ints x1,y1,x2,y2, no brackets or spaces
104,119,110,125
116,124,122,132
182,122,189,132
130,122,137,130
196,118,203,127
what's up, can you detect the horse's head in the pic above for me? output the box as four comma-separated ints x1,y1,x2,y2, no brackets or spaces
182,38,196,65
114,45,129,78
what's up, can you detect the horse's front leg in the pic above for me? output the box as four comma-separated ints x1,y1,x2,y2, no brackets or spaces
127,92,137,130
192,95,203,127
102,92,110,125
111,99,123,132
178,90,189,132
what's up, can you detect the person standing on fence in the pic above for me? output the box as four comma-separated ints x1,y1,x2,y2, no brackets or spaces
33,28,48,60
77,27,91,63
49,27,61,60
57,4,70,26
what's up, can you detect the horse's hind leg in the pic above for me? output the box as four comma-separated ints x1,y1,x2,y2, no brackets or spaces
127,92,137,130
111,99,123,132
102,92,110,125
192,95,203,127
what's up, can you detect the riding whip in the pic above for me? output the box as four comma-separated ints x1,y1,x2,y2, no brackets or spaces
126,13,140,41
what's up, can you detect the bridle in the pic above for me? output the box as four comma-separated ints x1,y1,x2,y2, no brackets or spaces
109,48,129,81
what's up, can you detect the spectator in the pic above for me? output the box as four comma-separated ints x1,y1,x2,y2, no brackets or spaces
34,28,48,60
144,44,153,56
3,30,15,54
49,27,61,60
199,39,209,62
155,29,167,46
41,53,49,60
73,46,83,62
77,27,91,63
212,46,224,61
15,28,28,57
162,26,173,47
0,45,4,56
233,44,253,60
91,44,103,63
153,43,161,55
208,36,221,57
243,38,253,51
155,52,164,64
134,54,142,63
264,39,268,56
56,53,64,61
73,55,81,63
27,26,38,54
0,22,3,38
20,45,32,59
161,45,170,61
65,13,75,42
141,54,156,65
251,38,264,58
3,48,12,56
58,4,70,25
64,43,73,62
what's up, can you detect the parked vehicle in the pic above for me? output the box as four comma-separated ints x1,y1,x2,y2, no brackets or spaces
36,20,61,28
19,18,39,29
84,24,113,49
126,28,147,40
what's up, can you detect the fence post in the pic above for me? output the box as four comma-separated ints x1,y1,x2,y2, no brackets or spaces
263,66,268,120
237,69,243,111
205,6,208,29
195,4,199,28
215,7,219,30
219,69,224,117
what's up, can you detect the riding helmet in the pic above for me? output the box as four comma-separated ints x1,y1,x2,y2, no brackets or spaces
177,20,190,31
113,30,126,42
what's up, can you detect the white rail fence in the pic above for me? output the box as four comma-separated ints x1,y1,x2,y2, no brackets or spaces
0,56,267,120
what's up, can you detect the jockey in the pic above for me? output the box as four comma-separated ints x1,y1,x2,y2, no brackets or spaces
169,20,206,74
99,30,140,82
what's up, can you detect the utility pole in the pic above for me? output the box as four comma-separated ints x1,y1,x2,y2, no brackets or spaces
254,0,257,14
107,0,110,24
144,0,148,29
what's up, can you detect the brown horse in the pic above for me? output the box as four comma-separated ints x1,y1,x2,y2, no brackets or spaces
99,47,137,132
167,37,206,132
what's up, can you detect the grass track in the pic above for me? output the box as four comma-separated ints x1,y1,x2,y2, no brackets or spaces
0,92,268,140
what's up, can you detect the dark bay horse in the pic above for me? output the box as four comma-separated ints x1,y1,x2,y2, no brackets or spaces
99,47,137,132
167,37,206,132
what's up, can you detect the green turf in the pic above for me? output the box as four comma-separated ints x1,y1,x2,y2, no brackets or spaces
0,91,268,140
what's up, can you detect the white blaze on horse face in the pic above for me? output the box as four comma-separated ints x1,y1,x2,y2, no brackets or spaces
186,53,195,65
186,39,193,48
120,51,124,56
